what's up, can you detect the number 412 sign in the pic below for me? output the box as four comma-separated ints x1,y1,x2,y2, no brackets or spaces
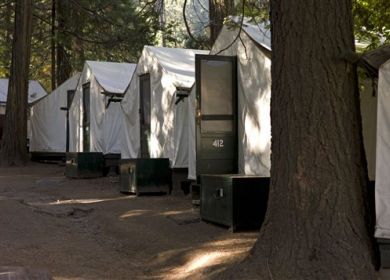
212,139,224,148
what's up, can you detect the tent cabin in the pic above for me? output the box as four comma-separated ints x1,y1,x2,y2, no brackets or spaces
359,45,390,265
0,79,47,143
68,61,136,177
188,18,272,181
29,73,80,161
120,46,208,194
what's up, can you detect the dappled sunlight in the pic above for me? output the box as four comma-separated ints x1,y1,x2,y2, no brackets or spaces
183,251,231,273
141,231,257,279
119,209,151,219
244,105,269,153
206,237,256,247
119,208,195,220
155,235,257,280
46,196,134,206
159,210,189,216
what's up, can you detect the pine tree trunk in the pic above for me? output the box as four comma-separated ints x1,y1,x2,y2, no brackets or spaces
0,1,14,75
218,0,377,279
51,0,56,90
209,0,233,45
1,0,33,166
55,0,72,86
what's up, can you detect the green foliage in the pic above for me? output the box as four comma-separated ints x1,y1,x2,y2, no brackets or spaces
231,0,388,52
354,0,390,49
0,1,14,79
0,0,162,88
183,34,209,49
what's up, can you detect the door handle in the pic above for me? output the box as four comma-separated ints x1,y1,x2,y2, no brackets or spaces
196,109,201,125
213,188,224,199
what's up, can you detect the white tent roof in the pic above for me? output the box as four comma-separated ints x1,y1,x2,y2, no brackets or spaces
0,79,48,105
69,61,136,154
144,46,209,88
85,61,136,94
30,73,80,153
230,17,271,51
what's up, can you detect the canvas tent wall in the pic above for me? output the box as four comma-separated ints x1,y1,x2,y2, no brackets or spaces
0,79,48,140
29,73,80,154
187,18,272,179
359,79,377,181
69,61,136,155
350,44,390,239
121,46,209,168
374,57,390,239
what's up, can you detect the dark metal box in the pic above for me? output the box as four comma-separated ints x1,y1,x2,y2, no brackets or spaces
119,158,171,195
65,152,104,178
200,174,269,232
378,238,390,268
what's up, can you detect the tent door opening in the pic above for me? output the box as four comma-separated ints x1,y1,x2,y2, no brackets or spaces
65,89,75,153
139,74,151,158
82,83,90,152
195,55,238,176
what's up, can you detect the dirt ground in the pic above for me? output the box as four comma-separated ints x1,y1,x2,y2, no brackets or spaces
0,163,258,280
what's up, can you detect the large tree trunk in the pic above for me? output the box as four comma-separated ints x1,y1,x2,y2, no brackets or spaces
224,0,377,279
1,0,33,166
208,0,233,45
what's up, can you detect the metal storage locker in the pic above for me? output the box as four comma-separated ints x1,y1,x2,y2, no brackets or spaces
119,158,171,195
65,152,104,178
200,174,269,232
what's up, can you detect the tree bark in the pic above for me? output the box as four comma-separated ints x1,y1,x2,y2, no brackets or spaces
0,1,14,75
51,0,56,90
55,0,72,86
1,0,34,166
208,0,234,45
223,0,377,279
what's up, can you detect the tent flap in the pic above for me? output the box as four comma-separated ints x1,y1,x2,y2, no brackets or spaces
375,59,390,238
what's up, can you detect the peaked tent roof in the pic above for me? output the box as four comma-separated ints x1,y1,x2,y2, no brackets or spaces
85,61,137,94
361,44,390,76
51,73,80,96
144,46,209,88
0,79,48,105
230,17,271,51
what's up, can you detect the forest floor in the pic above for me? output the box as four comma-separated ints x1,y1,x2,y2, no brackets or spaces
0,163,257,280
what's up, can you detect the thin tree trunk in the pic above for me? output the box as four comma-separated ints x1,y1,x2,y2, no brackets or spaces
56,0,72,86
208,0,233,45
1,0,34,166
51,0,56,90
0,1,14,75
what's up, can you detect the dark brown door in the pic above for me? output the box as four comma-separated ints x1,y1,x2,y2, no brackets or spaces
82,83,90,152
195,55,237,176
139,74,151,158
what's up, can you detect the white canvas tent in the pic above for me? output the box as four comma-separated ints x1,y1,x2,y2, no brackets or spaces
121,46,208,168
0,79,48,140
352,45,390,239
0,79,47,107
29,73,80,153
69,61,136,155
188,18,272,179
374,57,390,239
